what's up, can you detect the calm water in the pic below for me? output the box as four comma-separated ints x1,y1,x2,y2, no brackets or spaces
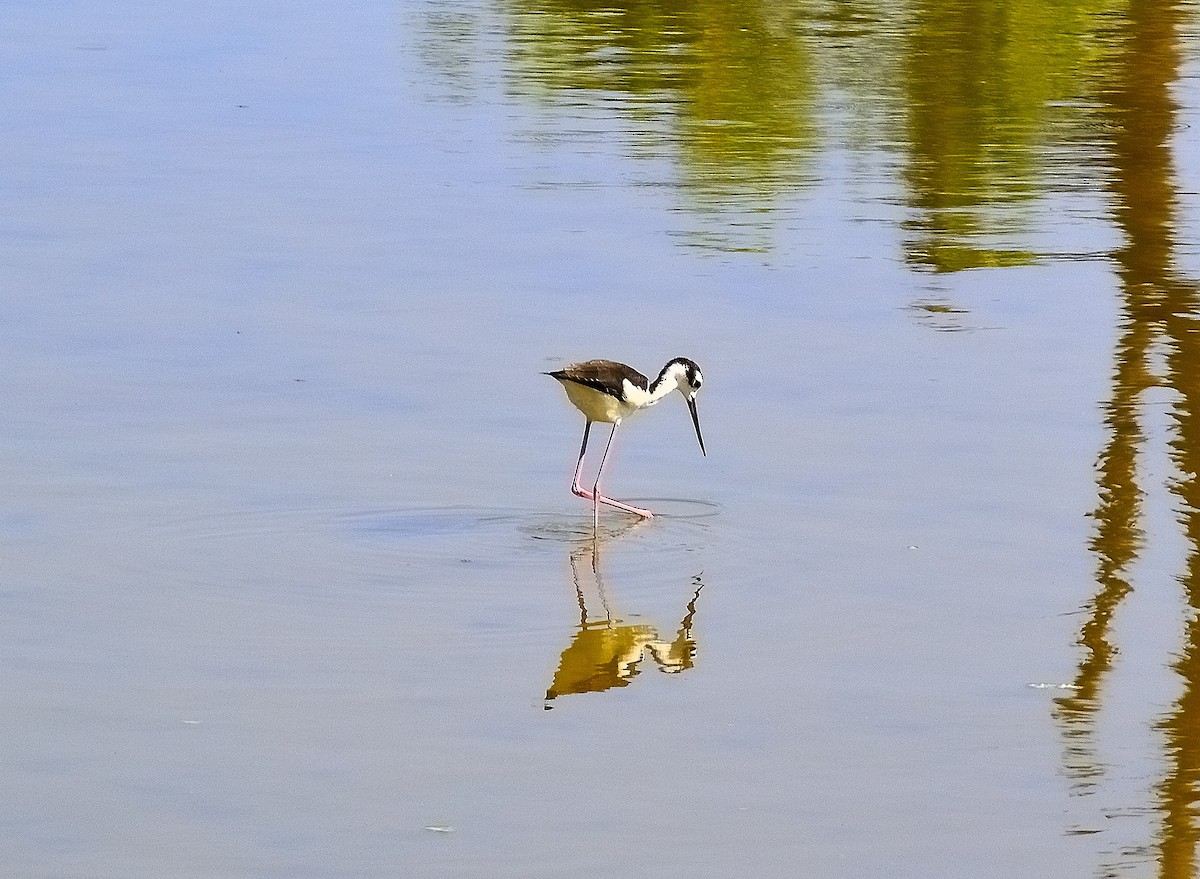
3,0,1200,876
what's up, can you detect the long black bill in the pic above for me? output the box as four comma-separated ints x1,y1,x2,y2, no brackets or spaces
687,397,706,456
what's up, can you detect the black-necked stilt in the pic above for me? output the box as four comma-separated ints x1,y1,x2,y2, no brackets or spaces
546,357,706,525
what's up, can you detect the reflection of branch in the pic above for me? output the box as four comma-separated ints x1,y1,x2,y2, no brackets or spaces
1054,309,1147,790
1065,0,1200,870
1054,262,1159,786
1118,0,1200,869
1156,608,1200,879
1156,279,1200,879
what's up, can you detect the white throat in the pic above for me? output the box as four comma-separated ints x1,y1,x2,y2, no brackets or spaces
622,377,678,411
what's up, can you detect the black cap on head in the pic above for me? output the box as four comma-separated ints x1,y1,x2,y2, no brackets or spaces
668,357,703,390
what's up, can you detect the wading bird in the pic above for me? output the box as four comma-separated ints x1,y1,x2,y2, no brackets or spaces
546,357,706,526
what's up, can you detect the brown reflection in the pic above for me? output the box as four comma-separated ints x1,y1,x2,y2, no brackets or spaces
545,526,703,704
1052,0,1200,873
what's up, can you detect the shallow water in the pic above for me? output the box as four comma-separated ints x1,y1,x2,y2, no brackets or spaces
3,0,1200,876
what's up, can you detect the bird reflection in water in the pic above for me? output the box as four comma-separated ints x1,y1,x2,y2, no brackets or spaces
544,521,703,705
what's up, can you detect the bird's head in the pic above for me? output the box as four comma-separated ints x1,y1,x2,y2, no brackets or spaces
662,357,705,456
660,357,703,398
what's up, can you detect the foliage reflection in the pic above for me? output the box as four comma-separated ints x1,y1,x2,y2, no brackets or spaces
488,0,1148,264
503,0,817,229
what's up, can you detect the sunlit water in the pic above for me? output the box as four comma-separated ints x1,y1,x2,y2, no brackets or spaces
3,0,1200,876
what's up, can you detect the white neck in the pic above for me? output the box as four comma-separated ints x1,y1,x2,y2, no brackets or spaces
623,363,687,410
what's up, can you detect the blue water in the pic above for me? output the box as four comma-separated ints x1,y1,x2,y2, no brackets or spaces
3,0,1200,876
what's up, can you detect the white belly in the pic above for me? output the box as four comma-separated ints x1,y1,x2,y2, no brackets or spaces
561,381,636,423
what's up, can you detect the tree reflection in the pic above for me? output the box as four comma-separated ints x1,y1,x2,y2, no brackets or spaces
443,0,1136,262
1050,0,1200,874
899,0,1105,270
503,0,817,215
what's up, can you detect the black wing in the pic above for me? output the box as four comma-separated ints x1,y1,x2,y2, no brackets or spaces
545,359,649,397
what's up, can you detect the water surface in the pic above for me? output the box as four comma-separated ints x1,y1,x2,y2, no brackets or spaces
2,0,1200,876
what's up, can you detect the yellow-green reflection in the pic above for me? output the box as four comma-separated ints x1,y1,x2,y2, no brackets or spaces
501,0,817,249
900,0,1120,270
453,0,1144,262
545,526,703,703
1051,0,1200,874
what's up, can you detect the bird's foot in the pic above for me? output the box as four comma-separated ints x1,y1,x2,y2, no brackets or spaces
606,499,653,519
572,486,653,518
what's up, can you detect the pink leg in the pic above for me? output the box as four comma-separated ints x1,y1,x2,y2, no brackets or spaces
569,421,601,525
590,422,653,525
569,420,654,525
570,421,592,497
